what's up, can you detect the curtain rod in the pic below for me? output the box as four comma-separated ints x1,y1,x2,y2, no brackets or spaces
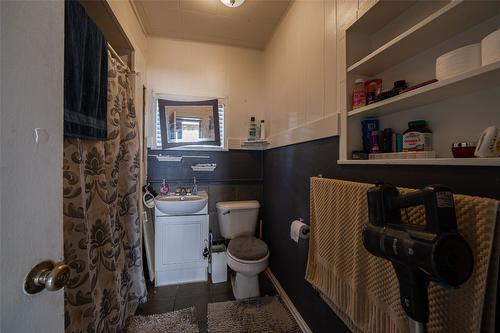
107,43,139,76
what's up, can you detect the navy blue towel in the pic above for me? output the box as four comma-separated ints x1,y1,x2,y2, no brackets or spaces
64,0,108,140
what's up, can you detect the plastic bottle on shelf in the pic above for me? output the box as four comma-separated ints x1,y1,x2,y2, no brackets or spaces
260,120,266,140
371,130,380,153
403,120,433,152
248,117,257,141
352,79,366,110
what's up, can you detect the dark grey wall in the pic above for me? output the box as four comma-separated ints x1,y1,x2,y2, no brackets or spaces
148,149,263,240
262,136,500,333
148,141,500,332
148,149,263,183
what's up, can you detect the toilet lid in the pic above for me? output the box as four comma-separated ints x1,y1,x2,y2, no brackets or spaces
228,236,269,261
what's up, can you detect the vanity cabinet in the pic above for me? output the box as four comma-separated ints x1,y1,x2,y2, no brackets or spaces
155,214,209,286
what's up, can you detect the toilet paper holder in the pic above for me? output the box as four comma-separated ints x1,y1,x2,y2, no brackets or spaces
298,219,310,237
290,218,310,242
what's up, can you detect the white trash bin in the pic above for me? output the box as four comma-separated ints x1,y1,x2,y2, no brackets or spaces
211,244,227,284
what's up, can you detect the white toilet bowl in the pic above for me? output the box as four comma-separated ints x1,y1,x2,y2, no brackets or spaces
216,201,268,300
226,236,269,299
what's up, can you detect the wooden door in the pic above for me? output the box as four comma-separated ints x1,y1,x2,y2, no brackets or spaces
0,1,65,331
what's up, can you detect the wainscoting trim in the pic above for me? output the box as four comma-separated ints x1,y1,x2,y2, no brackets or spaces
229,113,340,151
266,113,340,150
265,268,313,333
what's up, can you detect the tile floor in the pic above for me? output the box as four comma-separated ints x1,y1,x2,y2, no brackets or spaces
135,273,278,333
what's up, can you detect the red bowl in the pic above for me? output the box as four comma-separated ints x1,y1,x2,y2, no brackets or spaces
451,143,476,158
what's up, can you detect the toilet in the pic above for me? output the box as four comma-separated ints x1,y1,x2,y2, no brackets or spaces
216,200,269,300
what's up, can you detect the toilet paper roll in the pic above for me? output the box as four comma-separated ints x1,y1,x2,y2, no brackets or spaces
290,220,310,243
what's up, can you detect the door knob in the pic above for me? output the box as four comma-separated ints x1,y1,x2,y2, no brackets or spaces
24,260,70,294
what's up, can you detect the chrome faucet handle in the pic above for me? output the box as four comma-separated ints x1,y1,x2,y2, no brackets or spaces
192,176,198,194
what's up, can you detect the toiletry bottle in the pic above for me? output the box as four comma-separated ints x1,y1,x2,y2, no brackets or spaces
248,117,257,141
403,120,432,151
160,179,169,195
371,130,380,153
396,134,403,152
391,132,397,152
382,128,392,153
361,119,379,153
260,120,266,140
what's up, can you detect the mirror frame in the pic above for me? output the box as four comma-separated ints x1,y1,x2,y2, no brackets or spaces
158,99,220,149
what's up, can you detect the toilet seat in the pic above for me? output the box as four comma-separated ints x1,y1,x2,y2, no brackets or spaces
227,236,268,262
227,248,270,265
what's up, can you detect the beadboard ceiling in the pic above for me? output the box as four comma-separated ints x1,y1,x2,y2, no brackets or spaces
131,0,291,49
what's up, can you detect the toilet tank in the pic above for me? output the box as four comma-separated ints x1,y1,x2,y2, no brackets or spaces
216,200,260,239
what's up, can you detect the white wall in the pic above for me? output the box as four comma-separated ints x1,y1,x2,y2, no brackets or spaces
122,0,351,150
263,0,340,148
146,37,264,147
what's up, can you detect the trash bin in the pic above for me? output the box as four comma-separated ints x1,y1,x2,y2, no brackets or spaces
211,244,227,284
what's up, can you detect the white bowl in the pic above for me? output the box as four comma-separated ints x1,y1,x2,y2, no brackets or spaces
436,44,481,81
481,28,500,66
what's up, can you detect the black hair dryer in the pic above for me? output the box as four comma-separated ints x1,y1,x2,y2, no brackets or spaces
362,183,474,333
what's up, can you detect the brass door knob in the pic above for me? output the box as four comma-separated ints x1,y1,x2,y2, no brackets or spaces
24,260,70,294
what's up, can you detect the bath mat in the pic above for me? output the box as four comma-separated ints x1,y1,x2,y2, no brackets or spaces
127,306,199,333
207,296,301,333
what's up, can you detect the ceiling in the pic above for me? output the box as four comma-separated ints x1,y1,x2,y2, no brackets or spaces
131,0,291,49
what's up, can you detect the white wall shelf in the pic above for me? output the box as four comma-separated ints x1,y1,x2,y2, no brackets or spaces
348,60,500,118
348,1,418,35
340,1,500,167
338,158,500,167
347,0,500,76
241,140,269,147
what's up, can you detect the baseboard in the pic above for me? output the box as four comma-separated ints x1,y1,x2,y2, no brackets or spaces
265,268,312,333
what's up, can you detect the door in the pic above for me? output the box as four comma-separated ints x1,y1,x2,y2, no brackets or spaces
1,1,65,332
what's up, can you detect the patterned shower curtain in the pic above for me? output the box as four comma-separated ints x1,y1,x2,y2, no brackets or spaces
63,52,146,332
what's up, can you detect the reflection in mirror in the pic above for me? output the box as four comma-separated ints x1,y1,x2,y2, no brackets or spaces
167,105,214,142
158,99,221,149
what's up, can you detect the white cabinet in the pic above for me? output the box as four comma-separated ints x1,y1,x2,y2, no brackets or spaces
155,214,209,286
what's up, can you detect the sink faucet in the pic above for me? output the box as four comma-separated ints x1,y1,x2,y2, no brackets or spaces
192,176,198,194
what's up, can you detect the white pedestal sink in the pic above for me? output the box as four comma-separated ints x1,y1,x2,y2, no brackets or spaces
154,191,208,215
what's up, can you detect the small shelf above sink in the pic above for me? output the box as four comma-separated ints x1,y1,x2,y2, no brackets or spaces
155,191,208,215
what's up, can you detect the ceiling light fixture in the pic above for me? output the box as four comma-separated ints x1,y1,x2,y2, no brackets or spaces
220,0,245,8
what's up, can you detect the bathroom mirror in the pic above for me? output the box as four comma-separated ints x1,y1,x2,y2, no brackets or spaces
158,99,220,148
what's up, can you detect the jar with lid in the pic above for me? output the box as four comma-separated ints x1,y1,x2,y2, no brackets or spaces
403,120,432,151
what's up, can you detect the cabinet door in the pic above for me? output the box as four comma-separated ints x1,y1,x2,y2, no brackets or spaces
155,215,209,272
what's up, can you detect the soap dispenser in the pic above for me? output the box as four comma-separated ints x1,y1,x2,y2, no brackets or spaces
160,179,169,195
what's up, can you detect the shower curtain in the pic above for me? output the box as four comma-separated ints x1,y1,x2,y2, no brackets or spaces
63,52,146,332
